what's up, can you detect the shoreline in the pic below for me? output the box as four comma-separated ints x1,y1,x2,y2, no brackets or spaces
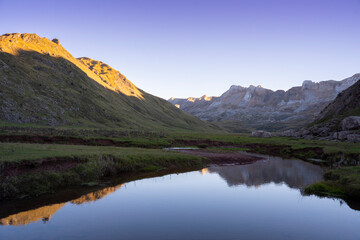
1,134,359,202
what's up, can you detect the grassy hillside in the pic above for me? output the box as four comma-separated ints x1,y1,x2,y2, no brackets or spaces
0,33,217,132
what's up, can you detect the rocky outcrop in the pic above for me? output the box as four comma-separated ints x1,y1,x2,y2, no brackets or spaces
341,116,360,131
51,38,60,45
169,74,360,131
252,130,272,138
279,116,360,143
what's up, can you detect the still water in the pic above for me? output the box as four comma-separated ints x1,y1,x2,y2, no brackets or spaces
0,155,359,240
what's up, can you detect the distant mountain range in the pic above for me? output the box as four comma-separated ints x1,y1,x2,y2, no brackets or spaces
169,74,360,132
0,33,216,131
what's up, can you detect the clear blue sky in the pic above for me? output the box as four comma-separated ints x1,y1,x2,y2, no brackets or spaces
1,0,359,99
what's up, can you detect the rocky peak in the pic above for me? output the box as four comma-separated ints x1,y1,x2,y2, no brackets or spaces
0,33,70,59
199,95,214,101
301,80,315,90
228,85,245,91
249,84,263,89
52,38,60,45
336,73,360,93
0,33,40,41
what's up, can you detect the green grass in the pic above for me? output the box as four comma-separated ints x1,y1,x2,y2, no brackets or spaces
0,132,359,200
207,147,250,152
0,143,206,200
1,127,360,155
168,133,360,154
305,166,360,200
0,143,201,163
304,182,346,198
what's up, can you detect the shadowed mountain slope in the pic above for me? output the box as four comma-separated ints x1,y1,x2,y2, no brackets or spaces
0,33,216,131
315,77,360,124
295,77,360,141
279,78,360,142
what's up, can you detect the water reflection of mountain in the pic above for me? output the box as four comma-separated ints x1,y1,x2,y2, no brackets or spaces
0,203,66,226
208,156,324,189
0,184,125,226
0,169,195,226
71,184,124,205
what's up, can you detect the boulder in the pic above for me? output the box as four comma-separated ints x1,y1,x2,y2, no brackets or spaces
310,126,331,137
341,116,360,131
346,134,360,143
304,135,314,140
252,130,272,138
298,128,310,137
280,129,296,137
52,38,60,45
333,131,352,140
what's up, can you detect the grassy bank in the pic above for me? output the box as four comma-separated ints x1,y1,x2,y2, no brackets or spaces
305,166,360,200
0,143,206,200
2,126,360,153
1,129,360,160
1,127,360,201
0,143,203,162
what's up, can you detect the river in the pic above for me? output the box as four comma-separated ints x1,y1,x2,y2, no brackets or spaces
0,155,359,240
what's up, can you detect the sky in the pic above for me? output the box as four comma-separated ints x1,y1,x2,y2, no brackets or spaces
0,0,359,99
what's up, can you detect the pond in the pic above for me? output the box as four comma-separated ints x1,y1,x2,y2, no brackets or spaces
0,155,359,240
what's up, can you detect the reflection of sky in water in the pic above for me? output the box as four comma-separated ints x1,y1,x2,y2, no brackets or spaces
0,158,359,240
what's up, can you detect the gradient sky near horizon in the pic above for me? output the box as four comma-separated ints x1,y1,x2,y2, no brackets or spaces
0,0,359,99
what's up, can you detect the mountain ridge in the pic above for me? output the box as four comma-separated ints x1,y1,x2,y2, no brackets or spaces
169,74,360,132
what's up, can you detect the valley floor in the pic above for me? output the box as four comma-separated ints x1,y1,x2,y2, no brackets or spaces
0,126,359,202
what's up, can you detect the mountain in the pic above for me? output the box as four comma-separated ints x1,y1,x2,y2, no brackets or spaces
169,74,360,132
315,77,360,123
293,77,360,142
0,33,216,131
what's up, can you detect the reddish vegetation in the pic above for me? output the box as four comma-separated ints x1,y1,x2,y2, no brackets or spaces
0,135,231,148
0,135,127,147
1,157,83,178
0,134,325,160
176,149,263,165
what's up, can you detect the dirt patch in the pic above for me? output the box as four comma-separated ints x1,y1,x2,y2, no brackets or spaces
176,149,263,165
0,157,84,178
